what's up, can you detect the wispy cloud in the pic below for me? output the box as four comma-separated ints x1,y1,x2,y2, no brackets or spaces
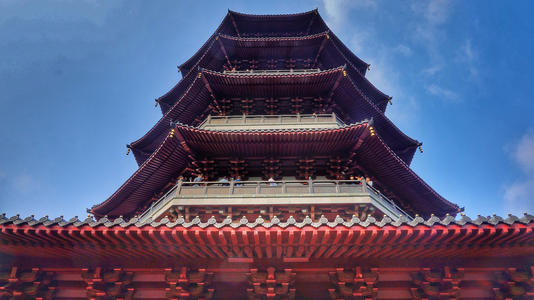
426,84,459,102
511,131,534,174
412,0,453,26
11,173,40,195
394,44,413,56
322,0,419,129
410,0,454,74
456,39,479,79
503,130,534,215
503,179,534,215
322,0,377,32
422,65,443,76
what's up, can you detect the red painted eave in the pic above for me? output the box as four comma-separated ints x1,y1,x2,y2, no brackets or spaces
100,122,453,218
91,132,188,218
132,67,417,166
0,213,532,263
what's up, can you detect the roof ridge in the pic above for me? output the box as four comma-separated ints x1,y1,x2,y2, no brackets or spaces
227,9,318,18
218,31,329,41
1,213,532,229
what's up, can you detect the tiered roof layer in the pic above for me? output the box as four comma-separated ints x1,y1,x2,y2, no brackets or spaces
130,68,419,166
1,213,532,265
94,123,458,218
94,10,458,220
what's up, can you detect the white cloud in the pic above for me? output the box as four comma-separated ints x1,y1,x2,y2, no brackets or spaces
426,84,459,101
0,1,123,26
512,131,534,174
322,0,420,129
503,130,534,215
422,64,443,76
456,39,479,79
362,52,420,129
460,39,476,61
394,44,412,56
12,174,40,195
410,0,454,75
503,179,534,216
412,0,453,26
322,0,376,32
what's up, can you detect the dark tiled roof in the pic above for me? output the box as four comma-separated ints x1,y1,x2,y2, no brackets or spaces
131,67,418,166
160,32,386,114
1,213,532,229
96,121,457,218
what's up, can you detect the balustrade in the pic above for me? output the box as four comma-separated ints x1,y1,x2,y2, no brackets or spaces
139,179,412,222
223,68,321,75
200,113,344,129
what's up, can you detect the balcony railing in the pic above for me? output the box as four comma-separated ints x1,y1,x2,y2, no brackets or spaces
139,180,412,222
223,68,321,75
199,113,344,130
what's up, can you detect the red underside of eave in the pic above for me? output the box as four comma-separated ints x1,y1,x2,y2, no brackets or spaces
130,67,418,166
92,123,457,218
1,222,533,266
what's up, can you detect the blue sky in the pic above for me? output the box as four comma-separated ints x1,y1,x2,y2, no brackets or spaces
1,0,533,218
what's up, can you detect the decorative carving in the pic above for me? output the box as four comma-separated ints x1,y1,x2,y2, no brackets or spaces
265,98,279,115
198,158,216,181
81,267,134,300
296,157,315,180
410,267,464,299
327,156,349,180
0,266,56,299
246,267,296,300
229,158,248,179
263,158,282,179
223,58,320,71
218,98,232,116
313,96,326,113
164,267,214,300
290,97,303,114
328,267,378,300
241,99,254,115
492,267,534,299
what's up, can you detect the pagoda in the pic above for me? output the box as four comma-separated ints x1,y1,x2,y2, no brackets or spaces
1,10,533,299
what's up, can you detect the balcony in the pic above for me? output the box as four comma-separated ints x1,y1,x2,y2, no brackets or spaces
199,114,343,130
139,180,412,222
222,68,321,75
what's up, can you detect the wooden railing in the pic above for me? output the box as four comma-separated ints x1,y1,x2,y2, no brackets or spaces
199,113,343,128
223,68,321,75
139,180,412,221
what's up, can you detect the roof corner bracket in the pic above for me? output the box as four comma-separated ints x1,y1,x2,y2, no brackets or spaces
306,11,319,35
313,34,329,66
217,37,233,69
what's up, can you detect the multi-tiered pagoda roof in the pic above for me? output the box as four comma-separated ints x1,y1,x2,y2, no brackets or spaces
91,9,459,220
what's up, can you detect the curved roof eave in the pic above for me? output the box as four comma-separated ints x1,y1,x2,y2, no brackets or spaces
132,67,419,166
132,67,345,163
339,72,420,163
178,9,321,75
96,121,455,219
357,134,459,217
92,131,187,217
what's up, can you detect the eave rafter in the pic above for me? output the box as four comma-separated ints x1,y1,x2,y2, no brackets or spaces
324,66,345,111
199,71,222,115
305,9,319,35
132,67,419,167
228,11,241,37
216,35,233,69
314,32,330,66
168,33,376,99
